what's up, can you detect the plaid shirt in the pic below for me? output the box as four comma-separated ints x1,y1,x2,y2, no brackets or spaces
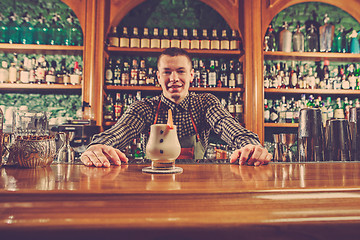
90,92,261,151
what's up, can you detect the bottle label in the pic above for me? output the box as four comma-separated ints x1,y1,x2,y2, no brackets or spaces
109,37,119,47
105,69,113,81
70,74,80,85
45,74,56,84
171,39,180,48
200,39,210,49
235,104,243,113
161,39,170,49
211,40,220,50
0,69,9,83
191,40,200,49
334,109,345,119
236,73,243,86
227,105,235,114
9,67,17,83
130,38,140,48
220,40,230,50
230,40,238,50
208,72,216,86
121,73,130,85
140,39,150,48
20,71,30,83
119,38,129,48
264,110,270,121
150,39,160,48
181,40,190,49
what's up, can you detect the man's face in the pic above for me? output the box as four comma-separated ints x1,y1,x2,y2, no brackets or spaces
157,55,194,104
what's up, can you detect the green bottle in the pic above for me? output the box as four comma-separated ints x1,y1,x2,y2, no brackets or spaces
34,14,49,45
0,13,8,43
50,13,64,45
19,13,34,44
7,12,20,44
64,14,82,46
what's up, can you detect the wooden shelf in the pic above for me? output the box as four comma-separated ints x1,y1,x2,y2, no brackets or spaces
0,83,82,93
264,88,360,95
107,47,243,58
0,43,84,55
264,51,360,62
105,85,244,92
265,123,299,128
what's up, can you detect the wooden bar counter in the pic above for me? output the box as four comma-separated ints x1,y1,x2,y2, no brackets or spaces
0,162,360,240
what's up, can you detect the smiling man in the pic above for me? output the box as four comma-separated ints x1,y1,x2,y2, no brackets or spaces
81,48,272,167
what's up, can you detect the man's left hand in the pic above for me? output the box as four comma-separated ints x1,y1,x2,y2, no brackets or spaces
230,144,272,166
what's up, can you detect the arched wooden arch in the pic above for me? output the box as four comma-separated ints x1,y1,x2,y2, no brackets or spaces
108,0,243,39
262,0,360,39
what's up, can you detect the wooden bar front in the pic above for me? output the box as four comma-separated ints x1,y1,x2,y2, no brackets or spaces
0,162,360,239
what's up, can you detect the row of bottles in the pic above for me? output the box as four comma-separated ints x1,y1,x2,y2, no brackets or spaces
105,57,244,88
0,12,82,46
264,13,360,53
264,94,360,125
107,26,242,51
264,60,360,90
103,91,244,123
0,54,82,85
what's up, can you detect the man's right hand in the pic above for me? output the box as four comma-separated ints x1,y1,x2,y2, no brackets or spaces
80,144,128,168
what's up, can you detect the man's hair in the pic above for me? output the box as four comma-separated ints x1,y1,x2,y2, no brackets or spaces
157,47,193,69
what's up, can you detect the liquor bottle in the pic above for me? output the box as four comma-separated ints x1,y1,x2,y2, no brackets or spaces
121,61,130,86
349,29,360,54
210,29,220,50
114,93,123,121
0,13,8,43
323,60,330,89
200,29,210,50
220,30,230,50
227,93,236,118
140,27,150,48
19,13,34,44
264,24,276,51
19,57,29,84
146,67,155,86
138,59,146,86
45,60,56,84
306,23,319,52
292,22,304,52
220,62,228,88
104,94,114,122
199,59,208,88
104,59,114,85
334,97,345,119
270,100,279,123
119,27,130,48
228,60,236,88
170,28,180,48
279,22,292,52
192,59,200,87
161,28,170,49
319,14,335,52
150,28,160,48
235,92,244,123
35,56,47,84
8,12,20,44
181,29,190,49
333,26,351,53
235,61,243,88
264,99,270,123
190,29,200,50
60,58,70,85
134,140,144,159
70,61,81,85
130,27,140,48
278,96,287,123
341,65,350,90
50,13,64,45
230,30,242,50
348,64,357,90
34,14,49,45
113,59,121,86
130,59,139,86
208,60,217,88
0,61,9,83
0,106,3,165
307,67,316,89
64,14,80,46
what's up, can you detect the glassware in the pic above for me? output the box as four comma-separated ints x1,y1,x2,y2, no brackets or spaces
325,119,352,161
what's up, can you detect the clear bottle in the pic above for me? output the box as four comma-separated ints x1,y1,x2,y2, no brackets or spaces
146,67,155,86
161,28,170,49
190,29,200,49
228,60,236,88
150,28,160,48
130,27,140,48
45,60,56,84
119,26,130,48
8,12,20,44
181,28,190,49
113,59,121,86
210,29,220,50
34,14,49,45
0,61,9,83
104,59,114,85
140,27,150,48
19,57,30,84
35,56,47,84
19,12,34,44
9,57,18,84
200,29,210,50
292,22,304,52
220,29,230,50
170,28,180,48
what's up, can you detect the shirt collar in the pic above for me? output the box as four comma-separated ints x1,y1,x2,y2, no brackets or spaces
161,93,190,111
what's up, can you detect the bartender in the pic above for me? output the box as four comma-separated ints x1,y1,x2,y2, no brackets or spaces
81,48,272,167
